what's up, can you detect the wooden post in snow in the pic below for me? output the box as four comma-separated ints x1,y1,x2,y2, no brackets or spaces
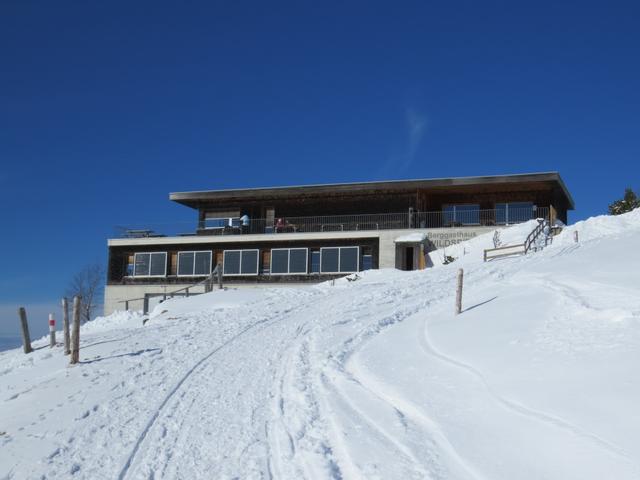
18,307,33,354
62,297,71,355
574,231,579,243
216,262,223,290
70,296,81,365
455,268,464,315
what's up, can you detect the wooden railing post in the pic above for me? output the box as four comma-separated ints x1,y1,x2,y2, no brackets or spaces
18,307,33,354
455,269,464,315
217,262,223,289
62,297,71,355
70,296,81,365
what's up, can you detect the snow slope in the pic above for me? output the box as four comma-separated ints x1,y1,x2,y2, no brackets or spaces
1,209,640,479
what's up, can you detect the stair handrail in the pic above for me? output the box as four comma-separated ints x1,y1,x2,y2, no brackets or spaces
523,218,548,254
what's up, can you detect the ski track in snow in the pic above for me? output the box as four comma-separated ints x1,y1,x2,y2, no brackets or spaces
3,210,640,479
119,290,319,480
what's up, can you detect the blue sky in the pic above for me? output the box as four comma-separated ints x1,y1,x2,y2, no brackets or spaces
1,1,639,337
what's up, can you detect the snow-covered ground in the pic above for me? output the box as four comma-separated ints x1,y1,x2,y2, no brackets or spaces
2,209,640,479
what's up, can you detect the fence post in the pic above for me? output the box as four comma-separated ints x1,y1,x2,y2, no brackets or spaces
62,297,70,355
217,262,223,289
573,231,579,243
124,300,129,311
455,268,464,315
70,296,81,365
185,287,190,298
49,313,56,348
18,307,33,354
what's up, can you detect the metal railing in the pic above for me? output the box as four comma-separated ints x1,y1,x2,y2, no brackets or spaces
118,207,550,238
117,264,223,314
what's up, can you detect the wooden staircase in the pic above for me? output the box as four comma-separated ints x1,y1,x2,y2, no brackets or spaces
483,219,555,262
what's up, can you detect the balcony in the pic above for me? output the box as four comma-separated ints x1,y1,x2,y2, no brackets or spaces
116,207,549,239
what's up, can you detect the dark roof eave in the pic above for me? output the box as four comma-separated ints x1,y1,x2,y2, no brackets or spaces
170,172,575,210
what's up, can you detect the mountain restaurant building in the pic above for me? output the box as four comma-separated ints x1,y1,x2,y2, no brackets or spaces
104,172,573,314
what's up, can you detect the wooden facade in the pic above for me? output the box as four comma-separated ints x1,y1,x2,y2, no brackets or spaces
171,172,573,225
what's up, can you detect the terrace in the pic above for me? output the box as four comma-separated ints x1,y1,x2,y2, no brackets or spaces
118,205,550,238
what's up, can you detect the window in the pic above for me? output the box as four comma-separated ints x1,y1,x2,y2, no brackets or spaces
496,202,535,225
320,246,360,274
321,248,339,273
310,250,320,273
133,252,167,277
443,204,480,225
270,248,308,275
361,246,373,271
289,249,307,274
223,249,259,276
177,251,212,276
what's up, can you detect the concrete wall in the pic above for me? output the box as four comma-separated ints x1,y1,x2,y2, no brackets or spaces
104,284,206,315
376,226,497,268
422,226,497,250
104,281,317,316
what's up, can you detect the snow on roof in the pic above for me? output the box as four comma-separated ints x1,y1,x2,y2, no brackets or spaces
394,232,427,243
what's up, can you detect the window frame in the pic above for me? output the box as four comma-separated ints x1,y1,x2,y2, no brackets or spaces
320,246,360,274
269,248,309,275
223,249,260,276
133,252,167,278
177,250,213,277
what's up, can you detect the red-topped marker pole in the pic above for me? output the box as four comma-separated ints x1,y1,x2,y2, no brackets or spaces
49,313,56,348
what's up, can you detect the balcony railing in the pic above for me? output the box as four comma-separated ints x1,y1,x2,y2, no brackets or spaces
117,207,550,238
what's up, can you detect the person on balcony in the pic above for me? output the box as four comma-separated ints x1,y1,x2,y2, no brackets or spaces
240,214,250,233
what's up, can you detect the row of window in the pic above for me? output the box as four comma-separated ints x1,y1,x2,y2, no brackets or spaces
129,247,367,278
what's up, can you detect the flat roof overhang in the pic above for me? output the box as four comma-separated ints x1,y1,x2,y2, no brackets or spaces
170,172,574,210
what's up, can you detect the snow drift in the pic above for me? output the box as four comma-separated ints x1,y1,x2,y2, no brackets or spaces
1,209,640,479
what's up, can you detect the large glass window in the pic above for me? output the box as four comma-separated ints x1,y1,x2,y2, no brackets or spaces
496,202,535,225
223,251,241,275
224,249,259,275
443,205,480,225
320,246,360,273
270,249,289,274
178,251,212,276
270,248,308,275
340,247,359,272
289,249,307,273
133,252,167,277
240,250,258,274
321,248,340,273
